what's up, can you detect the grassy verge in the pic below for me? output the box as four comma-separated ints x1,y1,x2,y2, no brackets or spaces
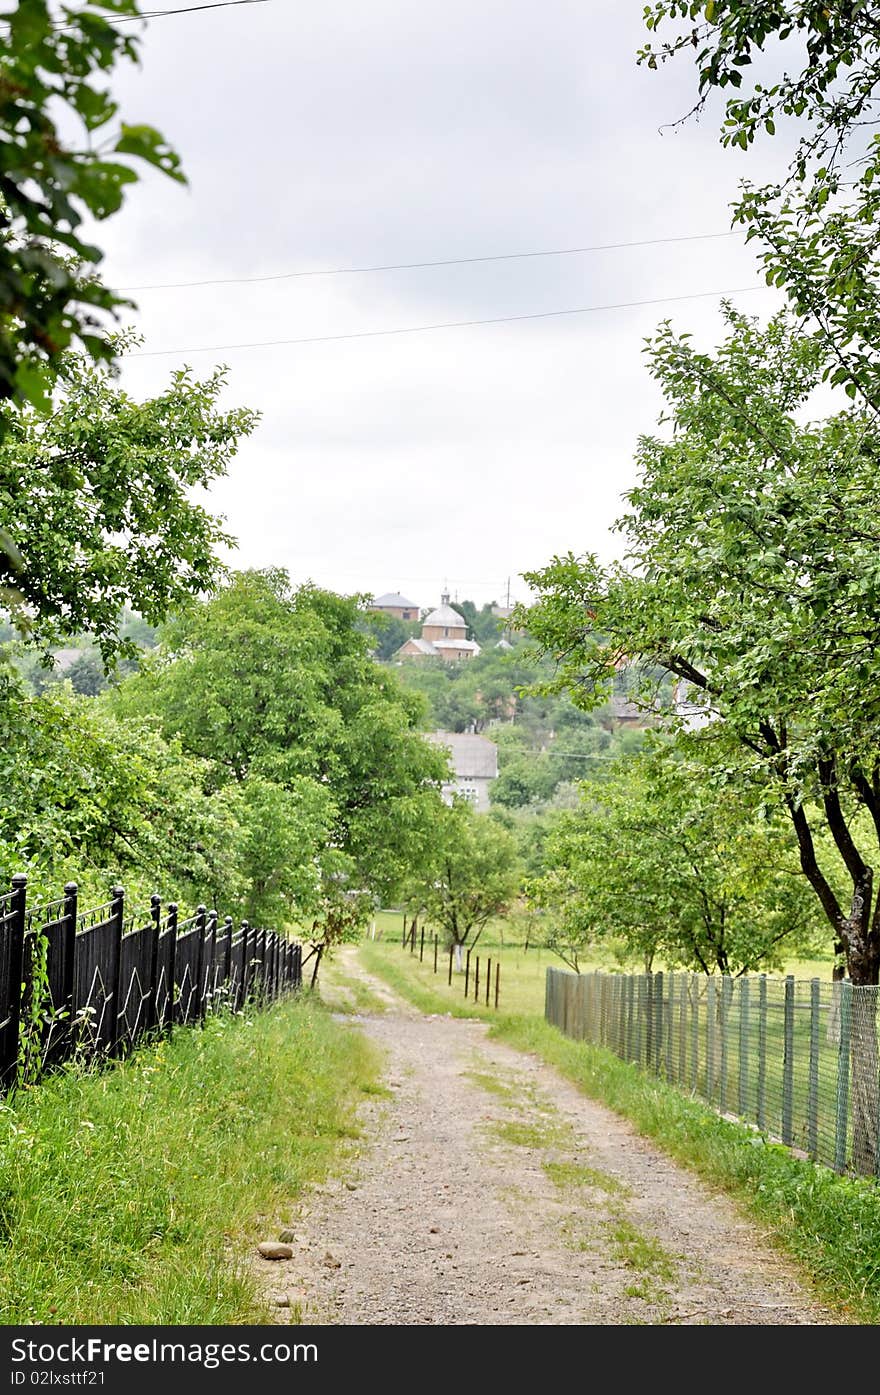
361,944,880,1324
0,996,379,1324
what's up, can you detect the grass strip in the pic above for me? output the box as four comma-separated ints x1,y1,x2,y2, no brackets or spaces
361,944,880,1324
0,996,379,1324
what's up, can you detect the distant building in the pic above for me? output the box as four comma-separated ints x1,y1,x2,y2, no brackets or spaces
396,593,481,664
427,731,498,812
370,592,420,622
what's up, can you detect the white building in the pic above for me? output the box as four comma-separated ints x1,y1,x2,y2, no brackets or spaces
427,731,498,812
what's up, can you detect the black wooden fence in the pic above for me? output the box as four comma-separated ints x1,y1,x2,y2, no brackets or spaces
0,874,302,1090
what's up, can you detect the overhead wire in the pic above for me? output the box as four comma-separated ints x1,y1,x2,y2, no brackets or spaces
120,230,740,293
129,283,771,358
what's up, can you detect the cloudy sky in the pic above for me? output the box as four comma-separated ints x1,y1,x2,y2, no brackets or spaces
97,0,785,611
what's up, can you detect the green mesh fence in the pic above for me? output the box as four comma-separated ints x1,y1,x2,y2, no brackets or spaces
545,967,880,1177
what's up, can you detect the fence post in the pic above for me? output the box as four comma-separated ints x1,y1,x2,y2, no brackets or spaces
448,945,453,986
689,975,699,1091
808,978,820,1160
653,972,664,1075
719,975,730,1113
782,974,795,1146
474,957,480,1003
834,980,853,1172
194,905,207,1021
706,977,716,1101
240,921,251,1006
419,927,424,963
434,934,438,974
464,949,471,998
485,958,491,1007
402,914,407,949
665,974,674,1079
59,881,78,1058
757,974,767,1130
677,974,687,1085
166,901,178,1033
1,874,27,1091
109,886,125,1056
206,910,218,1013
148,893,162,1030
494,961,500,1009
738,976,750,1118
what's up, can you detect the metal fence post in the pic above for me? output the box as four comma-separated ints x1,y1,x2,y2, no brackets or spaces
148,893,162,1030
706,977,716,1102
690,975,699,1092
109,886,125,1056
757,974,767,1131
1,874,27,1091
59,881,78,1058
166,902,178,1032
653,972,664,1075
719,975,730,1113
665,974,674,1079
738,976,750,1118
782,974,795,1146
194,905,207,1020
834,981,853,1172
808,978,820,1159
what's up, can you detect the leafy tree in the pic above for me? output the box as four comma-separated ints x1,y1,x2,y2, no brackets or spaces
114,572,449,955
449,599,503,644
1,348,258,662
533,740,823,976
0,674,239,908
0,0,182,411
366,611,419,661
521,307,880,1170
410,801,521,964
639,1,880,410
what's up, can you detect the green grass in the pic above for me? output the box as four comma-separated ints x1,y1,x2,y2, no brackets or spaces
0,996,379,1324
605,1216,678,1283
359,944,880,1324
543,1160,630,1197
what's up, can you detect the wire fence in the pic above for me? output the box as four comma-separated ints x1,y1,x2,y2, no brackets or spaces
545,966,880,1178
0,874,302,1091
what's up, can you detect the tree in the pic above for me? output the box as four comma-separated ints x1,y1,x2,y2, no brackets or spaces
1,348,258,662
113,572,449,958
533,740,823,976
521,307,880,1169
413,801,521,966
0,0,182,412
639,1,880,411
0,673,240,909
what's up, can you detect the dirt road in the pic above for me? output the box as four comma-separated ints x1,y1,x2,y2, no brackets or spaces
259,952,838,1325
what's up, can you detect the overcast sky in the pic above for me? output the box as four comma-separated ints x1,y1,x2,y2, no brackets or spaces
97,0,786,611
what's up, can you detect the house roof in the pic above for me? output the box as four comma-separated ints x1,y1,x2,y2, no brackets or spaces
423,601,467,631
427,731,498,779
372,592,419,609
431,638,481,654
400,637,439,655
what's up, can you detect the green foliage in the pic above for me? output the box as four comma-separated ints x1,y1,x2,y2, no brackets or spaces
0,997,379,1323
1,347,257,663
522,308,880,982
639,1,880,413
0,0,183,412
112,571,449,943
407,800,522,948
0,674,239,909
532,738,823,975
365,610,420,661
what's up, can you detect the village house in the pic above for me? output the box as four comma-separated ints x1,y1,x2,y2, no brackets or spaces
426,730,498,812
369,591,420,622
395,593,481,663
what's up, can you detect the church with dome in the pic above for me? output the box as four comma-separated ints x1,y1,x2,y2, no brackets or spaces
395,593,481,663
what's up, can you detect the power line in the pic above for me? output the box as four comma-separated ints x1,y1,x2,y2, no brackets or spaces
120,230,740,293
129,283,770,359
50,0,271,28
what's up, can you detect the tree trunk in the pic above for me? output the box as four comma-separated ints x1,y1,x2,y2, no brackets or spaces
843,900,880,1176
454,942,463,972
